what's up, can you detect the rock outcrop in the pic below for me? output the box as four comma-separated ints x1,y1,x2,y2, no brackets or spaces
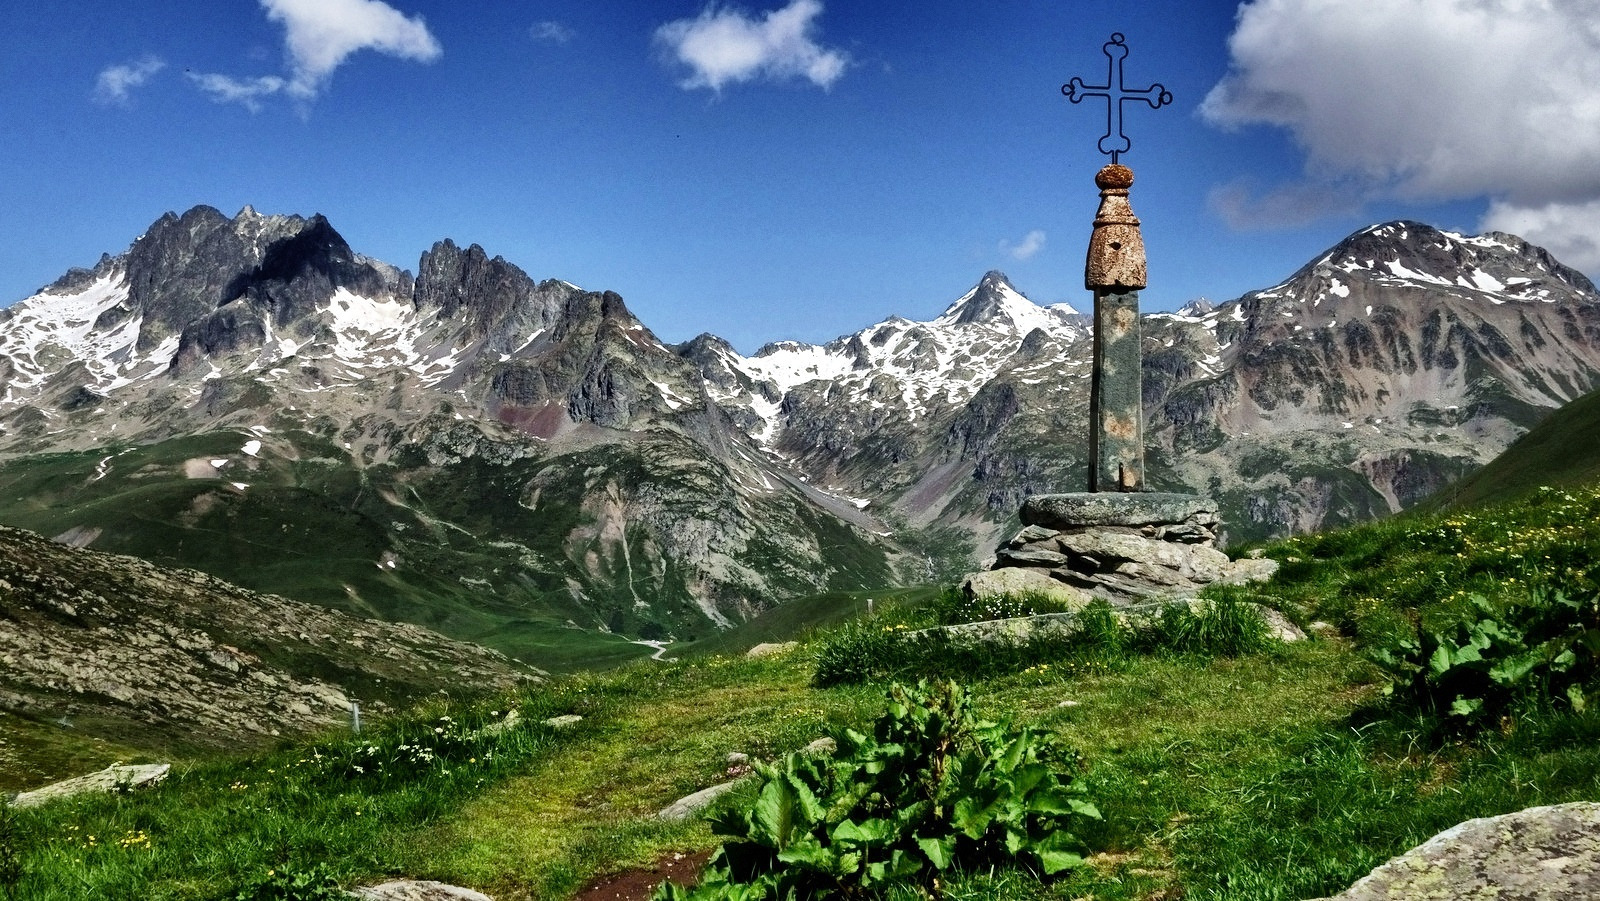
966,493,1276,603
354,882,495,901
0,523,540,755
1308,802,1600,901
7,763,170,809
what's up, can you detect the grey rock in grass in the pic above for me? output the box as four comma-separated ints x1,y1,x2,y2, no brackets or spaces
541,714,583,729
9,763,170,809
1220,556,1280,585
353,881,495,901
657,779,745,823
1307,802,1600,901
1253,605,1306,642
804,737,837,756
745,641,799,659
960,568,1094,608
909,597,1303,650
924,612,1089,648
473,710,522,738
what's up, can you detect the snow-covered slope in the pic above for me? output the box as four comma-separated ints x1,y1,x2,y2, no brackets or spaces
0,271,181,404
694,271,1085,444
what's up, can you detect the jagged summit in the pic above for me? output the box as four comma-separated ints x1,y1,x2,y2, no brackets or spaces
695,271,1089,448
936,270,1021,325
934,270,1080,329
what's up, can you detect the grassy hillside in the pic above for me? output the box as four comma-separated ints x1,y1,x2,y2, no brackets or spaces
0,426,895,673
1419,384,1600,512
4,481,1598,900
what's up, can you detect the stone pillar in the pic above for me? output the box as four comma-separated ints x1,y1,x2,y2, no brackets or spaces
1090,290,1142,491
960,160,1275,607
1085,163,1146,492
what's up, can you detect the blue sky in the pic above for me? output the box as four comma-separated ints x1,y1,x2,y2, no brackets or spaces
4,1,1598,352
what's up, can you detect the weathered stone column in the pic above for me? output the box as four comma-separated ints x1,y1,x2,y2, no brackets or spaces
957,40,1281,606
1085,163,1146,492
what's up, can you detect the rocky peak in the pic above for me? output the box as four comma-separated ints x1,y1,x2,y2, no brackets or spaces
40,254,120,297
932,270,1080,338
1294,220,1595,300
163,211,407,375
413,239,576,349
675,332,739,363
223,214,397,323
936,270,1024,326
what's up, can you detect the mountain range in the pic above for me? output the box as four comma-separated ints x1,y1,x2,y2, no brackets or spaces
2,206,1598,664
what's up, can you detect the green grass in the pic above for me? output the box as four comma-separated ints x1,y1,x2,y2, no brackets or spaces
1248,482,1600,645
675,586,942,658
11,634,1594,900
0,712,156,796
5,480,1600,899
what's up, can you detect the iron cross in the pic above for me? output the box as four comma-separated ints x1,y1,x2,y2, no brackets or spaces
1062,33,1171,164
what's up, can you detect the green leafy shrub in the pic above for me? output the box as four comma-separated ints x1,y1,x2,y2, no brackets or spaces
655,681,1099,900
233,862,349,901
813,621,921,687
1368,588,1600,729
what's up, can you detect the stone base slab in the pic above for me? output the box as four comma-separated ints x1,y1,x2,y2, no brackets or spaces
973,492,1274,603
9,763,170,809
1022,492,1218,530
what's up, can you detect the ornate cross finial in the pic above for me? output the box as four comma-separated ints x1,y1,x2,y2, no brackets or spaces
1062,33,1171,164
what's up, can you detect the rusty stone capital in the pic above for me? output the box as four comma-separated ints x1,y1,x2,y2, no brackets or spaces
1085,163,1147,291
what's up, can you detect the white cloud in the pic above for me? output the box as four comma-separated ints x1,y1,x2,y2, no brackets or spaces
655,0,850,93
1483,197,1600,275
1000,229,1046,261
531,21,575,44
1202,0,1600,269
187,73,288,113
94,56,165,107
190,0,440,110
261,0,442,99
